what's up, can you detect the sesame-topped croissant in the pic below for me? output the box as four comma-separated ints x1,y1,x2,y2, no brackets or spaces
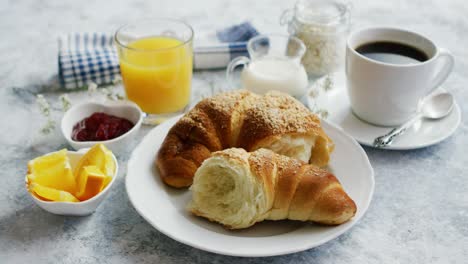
188,148,356,229
156,90,334,188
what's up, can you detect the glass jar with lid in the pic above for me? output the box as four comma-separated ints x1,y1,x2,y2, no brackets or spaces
281,0,350,77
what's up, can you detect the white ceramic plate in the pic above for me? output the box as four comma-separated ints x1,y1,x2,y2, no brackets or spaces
306,73,461,150
126,115,374,257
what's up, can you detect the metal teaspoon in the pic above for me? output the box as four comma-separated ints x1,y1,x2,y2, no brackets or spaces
373,93,455,148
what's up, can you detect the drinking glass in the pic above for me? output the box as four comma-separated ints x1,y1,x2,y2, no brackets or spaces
115,18,193,125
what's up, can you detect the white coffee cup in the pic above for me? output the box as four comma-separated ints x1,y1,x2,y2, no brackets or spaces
346,27,455,126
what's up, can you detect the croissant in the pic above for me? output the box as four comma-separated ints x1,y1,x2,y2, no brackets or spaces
156,90,334,188
188,148,356,229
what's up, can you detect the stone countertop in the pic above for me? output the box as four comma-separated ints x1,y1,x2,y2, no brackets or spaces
1,0,467,263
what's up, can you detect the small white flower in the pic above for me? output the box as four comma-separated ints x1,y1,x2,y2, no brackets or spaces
41,119,56,134
59,94,72,111
88,81,98,96
112,75,122,84
36,94,51,116
323,75,334,92
318,109,329,119
309,89,319,98
100,87,110,95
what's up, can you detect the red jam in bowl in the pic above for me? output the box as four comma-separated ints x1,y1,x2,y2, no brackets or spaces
71,112,134,141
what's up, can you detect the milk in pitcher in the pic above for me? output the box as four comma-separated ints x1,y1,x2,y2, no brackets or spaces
241,57,308,97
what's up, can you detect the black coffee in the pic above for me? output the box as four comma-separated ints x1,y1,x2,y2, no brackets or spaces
355,41,429,64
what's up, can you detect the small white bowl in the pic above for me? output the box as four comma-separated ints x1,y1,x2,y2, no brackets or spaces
26,148,118,216
61,100,144,153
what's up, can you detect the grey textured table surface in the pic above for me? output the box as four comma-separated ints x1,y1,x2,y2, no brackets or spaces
1,0,467,263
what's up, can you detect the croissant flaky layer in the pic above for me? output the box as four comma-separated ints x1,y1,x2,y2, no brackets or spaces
156,90,334,188
188,148,356,229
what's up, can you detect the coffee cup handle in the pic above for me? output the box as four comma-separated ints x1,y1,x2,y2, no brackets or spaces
226,56,250,89
426,48,455,95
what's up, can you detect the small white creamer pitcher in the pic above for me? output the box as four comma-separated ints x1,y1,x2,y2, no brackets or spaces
226,34,309,98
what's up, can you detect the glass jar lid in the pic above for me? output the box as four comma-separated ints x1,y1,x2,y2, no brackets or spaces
294,0,349,27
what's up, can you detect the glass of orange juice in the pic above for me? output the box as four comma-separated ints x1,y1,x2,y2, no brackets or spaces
115,19,193,124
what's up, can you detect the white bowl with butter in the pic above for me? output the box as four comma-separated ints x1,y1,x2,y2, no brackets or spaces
26,148,118,216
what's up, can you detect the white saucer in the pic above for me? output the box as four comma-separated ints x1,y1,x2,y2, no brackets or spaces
306,73,461,150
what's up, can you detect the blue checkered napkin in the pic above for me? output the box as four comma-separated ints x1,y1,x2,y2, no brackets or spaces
194,22,258,69
216,22,259,43
58,33,120,89
58,23,259,89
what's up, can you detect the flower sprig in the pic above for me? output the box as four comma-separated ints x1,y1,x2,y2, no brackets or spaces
87,78,125,101
37,77,124,135
36,94,51,116
59,94,72,111
308,74,334,119
36,94,56,134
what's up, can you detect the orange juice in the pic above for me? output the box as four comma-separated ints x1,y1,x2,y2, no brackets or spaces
119,36,192,114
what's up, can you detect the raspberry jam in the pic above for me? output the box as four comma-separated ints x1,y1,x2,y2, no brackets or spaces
72,112,134,141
